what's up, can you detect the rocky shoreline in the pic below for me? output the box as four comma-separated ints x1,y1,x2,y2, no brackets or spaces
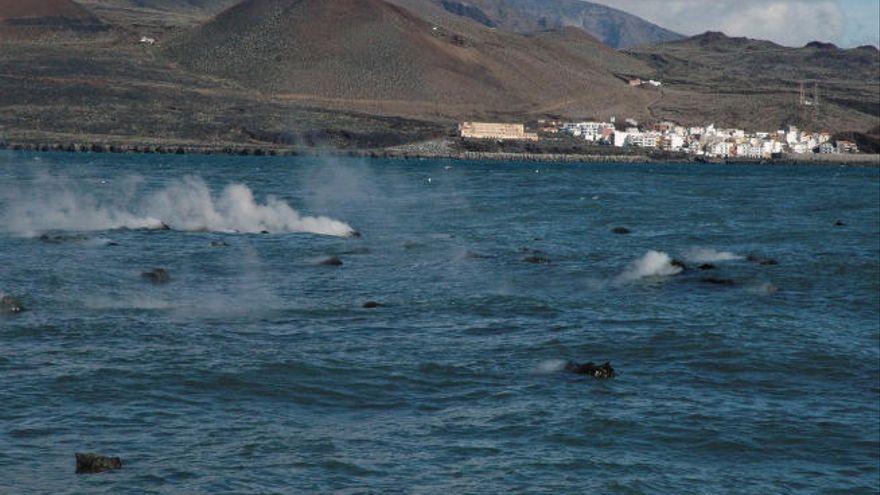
1,139,877,167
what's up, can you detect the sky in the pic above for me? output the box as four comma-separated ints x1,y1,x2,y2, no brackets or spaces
593,0,880,47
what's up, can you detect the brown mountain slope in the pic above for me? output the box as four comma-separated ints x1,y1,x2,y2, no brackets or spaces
76,0,240,27
0,0,105,39
0,0,96,20
162,0,656,121
627,32,880,132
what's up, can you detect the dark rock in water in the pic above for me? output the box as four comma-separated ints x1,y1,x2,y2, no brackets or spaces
521,248,550,264
141,268,171,284
701,277,736,286
671,259,688,271
75,453,122,474
834,220,846,227
465,251,493,260
565,361,615,379
319,256,344,266
611,227,632,235
0,295,25,314
362,301,384,309
747,255,779,266
38,233,91,244
523,254,551,264
698,263,716,270
210,241,229,248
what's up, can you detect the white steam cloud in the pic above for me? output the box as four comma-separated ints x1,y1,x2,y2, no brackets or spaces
617,250,683,282
682,247,743,264
1,175,356,237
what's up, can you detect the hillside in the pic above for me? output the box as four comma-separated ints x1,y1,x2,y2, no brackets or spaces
162,0,656,121
429,0,682,48
76,0,239,27
626,32,880,132
0,0,106,39
0,0,96,20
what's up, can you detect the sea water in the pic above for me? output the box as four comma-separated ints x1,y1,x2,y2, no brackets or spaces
0,151,878,494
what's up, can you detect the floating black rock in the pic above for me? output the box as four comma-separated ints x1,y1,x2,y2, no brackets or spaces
362,301,384,309
698,263,716,270
611,227,632,235
565,361,615,379
75,453,122,474
0,295,25,314
319,256,343,266
141,268,171,284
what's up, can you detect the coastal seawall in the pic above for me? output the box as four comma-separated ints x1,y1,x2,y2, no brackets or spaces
0,139,877,166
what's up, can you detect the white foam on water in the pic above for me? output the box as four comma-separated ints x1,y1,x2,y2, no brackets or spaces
683,247,743,263
536,359,567,374
617,250,683,283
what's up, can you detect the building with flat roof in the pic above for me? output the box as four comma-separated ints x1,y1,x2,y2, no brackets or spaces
460,122,538,141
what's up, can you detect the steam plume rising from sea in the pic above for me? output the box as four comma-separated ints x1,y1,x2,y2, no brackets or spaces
1,175,356,237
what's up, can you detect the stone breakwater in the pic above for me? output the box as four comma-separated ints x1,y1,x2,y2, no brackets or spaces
1,140,876,166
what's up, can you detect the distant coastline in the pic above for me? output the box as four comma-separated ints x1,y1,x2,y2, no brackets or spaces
1,138,878,167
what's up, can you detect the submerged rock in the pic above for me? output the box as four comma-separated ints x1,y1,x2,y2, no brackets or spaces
141,268,171,284
564,361,615,379
521,248,550,264
75,453,122,474
747,255,779,266
319,256,344,266
464,251,494,260
362,301,384,309
523,254,551,264
0,295,25,314
611,227,632,235
38,233,91,244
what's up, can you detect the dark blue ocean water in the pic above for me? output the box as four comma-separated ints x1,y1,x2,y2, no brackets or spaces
0,150,878,494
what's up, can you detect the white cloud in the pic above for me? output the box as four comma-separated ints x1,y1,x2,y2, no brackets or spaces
593,0,847,47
